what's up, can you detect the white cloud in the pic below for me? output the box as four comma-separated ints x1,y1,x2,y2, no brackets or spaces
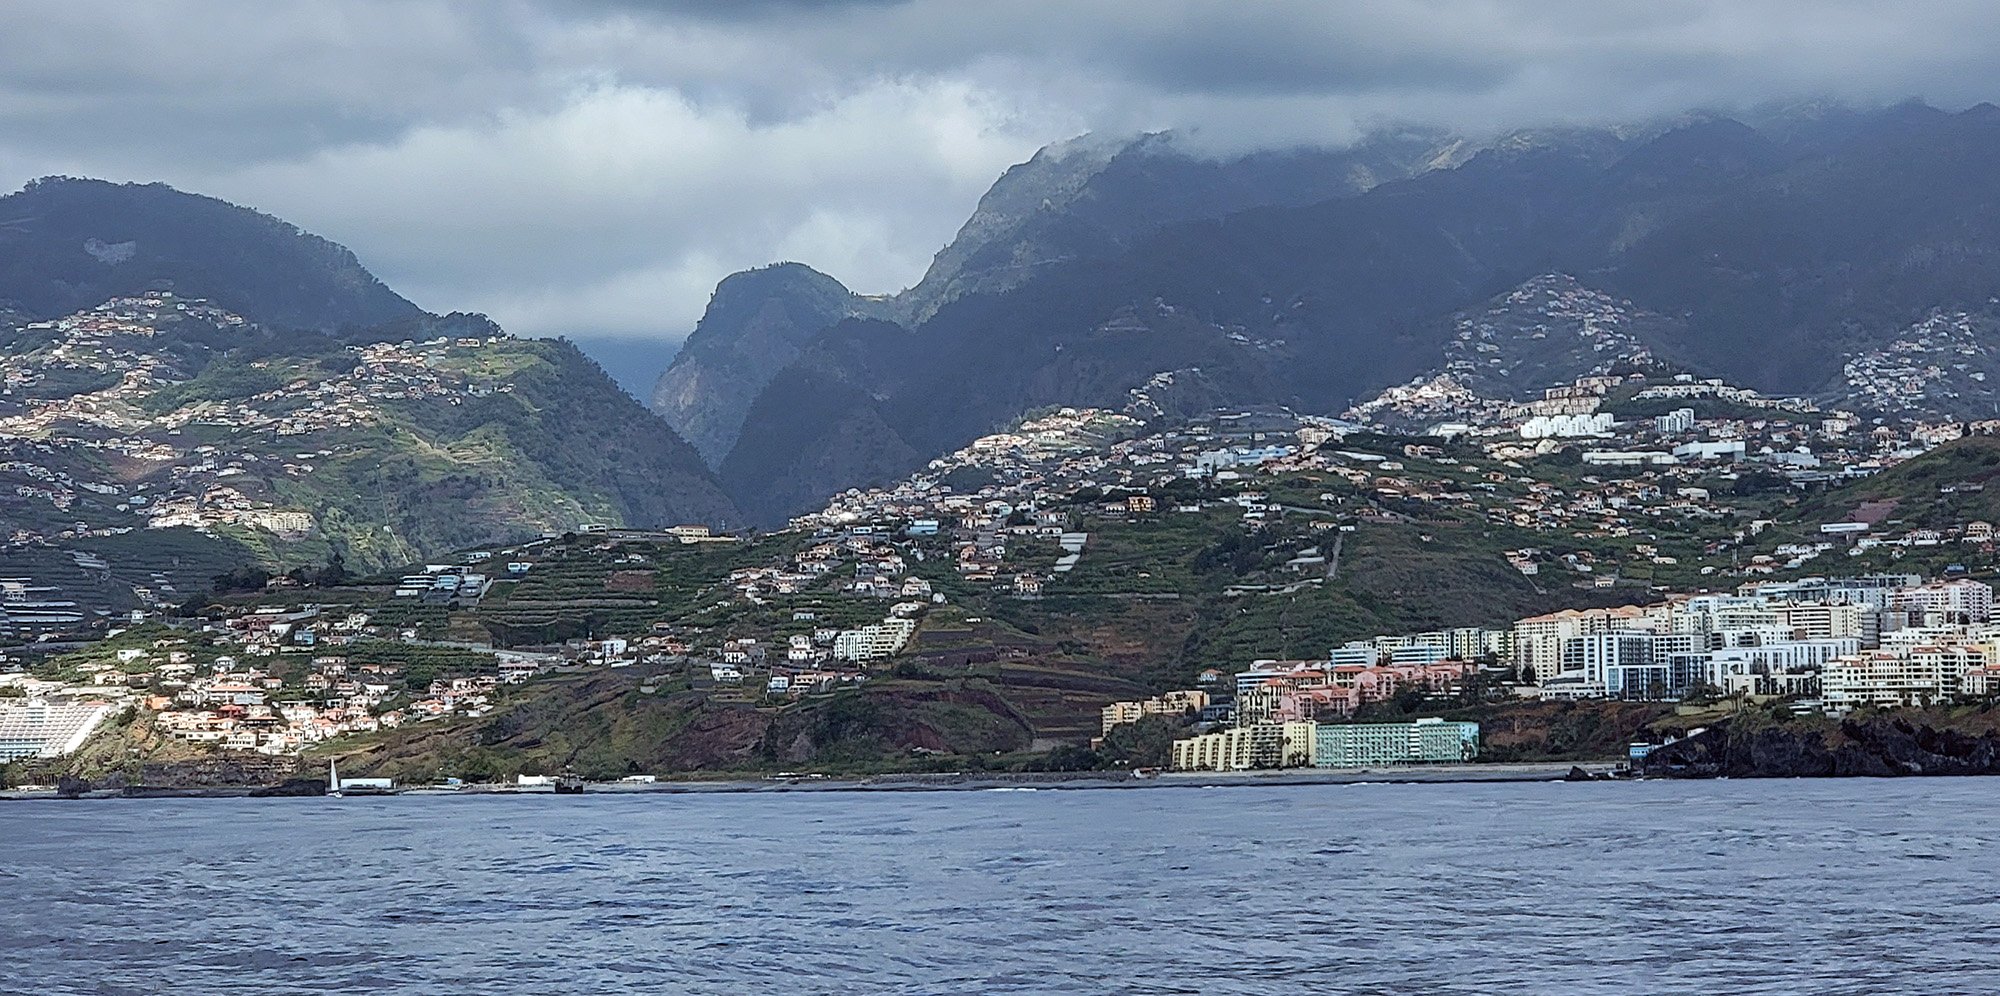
3,0,1999,343
202,78,1060,336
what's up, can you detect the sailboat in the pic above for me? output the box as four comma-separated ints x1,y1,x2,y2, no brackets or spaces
327,759,343,798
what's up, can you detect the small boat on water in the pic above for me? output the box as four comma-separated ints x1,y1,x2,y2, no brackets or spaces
553,770,585,794
327,758,398,796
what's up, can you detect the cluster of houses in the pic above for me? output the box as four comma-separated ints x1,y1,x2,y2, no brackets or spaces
0,294,552,626
131,336,518,535
1356,348,1948,495
0,288,552,560
724,531,938,602
1,594,568,760
783,357,1990,617
702,618,904,688
791,406,1358,598
701,633,873,699
1838,309,2000,417
1440,274,1657,390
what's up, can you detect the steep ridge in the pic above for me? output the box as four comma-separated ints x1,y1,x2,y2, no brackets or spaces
720,134,1613,524
650,262,889,466
0,300,740,577
895,127,1467,322
0,177,423,331
1597,103,2000,392
655,128,1463,468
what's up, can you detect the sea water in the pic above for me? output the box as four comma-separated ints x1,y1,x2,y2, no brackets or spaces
3,779,1996,994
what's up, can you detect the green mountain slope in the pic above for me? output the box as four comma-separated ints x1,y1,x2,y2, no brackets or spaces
0,298,739,599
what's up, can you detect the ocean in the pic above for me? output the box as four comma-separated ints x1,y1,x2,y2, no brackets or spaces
2,779,1995,994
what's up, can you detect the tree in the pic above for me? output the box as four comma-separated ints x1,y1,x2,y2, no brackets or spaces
1038,744,1101,771
1387,686,1430,715
210,565,270,593
1730,469,1788,495
313,552,349,588
1097,715,1184,768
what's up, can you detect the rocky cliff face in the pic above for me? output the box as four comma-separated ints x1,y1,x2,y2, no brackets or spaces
650,262,887,466
1643,714,2000,778
894,128,1467,323
653,127,1462,480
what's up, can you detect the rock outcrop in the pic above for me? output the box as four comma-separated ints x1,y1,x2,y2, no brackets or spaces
1643,715,2000,778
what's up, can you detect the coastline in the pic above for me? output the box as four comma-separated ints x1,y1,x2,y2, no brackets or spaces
0,761,1615,801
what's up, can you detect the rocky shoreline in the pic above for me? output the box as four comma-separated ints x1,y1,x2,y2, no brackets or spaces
1642,714,2000,778
27,718,2000,800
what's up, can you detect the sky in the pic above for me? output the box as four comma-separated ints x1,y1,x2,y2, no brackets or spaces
3,0,2000,355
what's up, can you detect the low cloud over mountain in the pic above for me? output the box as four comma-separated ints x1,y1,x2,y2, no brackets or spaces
5,1,2000,342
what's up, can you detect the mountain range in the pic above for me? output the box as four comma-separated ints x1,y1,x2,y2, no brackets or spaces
11,98,2000,575
658,101,2000,524
0,178,735,596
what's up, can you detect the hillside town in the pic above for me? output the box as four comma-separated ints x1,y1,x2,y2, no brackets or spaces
0,293,529,544
15,291,2000,780
0,294,617,633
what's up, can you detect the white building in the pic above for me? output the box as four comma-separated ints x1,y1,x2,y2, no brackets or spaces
832,618,917,663
1892,580,1994,624
1654,408,1696,434
1518,412,1614,439
0,700,116,761
1822,646,1986,709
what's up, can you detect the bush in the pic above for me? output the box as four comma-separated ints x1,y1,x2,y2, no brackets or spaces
1097,715,1185,768
1035,744,1102,771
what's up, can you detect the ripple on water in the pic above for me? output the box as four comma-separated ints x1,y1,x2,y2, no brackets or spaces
5,781,2000,994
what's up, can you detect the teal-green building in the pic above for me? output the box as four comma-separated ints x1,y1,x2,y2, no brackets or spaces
1313,718,1478,767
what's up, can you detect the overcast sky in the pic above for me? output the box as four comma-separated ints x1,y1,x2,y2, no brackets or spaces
4,1,1999,344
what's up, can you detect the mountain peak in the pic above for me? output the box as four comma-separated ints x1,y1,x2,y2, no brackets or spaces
706,262,856,317
653,261,888,466
1606,117,1784,191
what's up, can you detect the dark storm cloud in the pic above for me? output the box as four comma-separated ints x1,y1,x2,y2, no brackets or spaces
1,1,1997,341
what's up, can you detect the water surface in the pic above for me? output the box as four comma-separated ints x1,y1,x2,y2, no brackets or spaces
3,779,1995,994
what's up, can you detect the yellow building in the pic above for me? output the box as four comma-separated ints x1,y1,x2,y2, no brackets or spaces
1100,690,1211,735
1170,722,1315,771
